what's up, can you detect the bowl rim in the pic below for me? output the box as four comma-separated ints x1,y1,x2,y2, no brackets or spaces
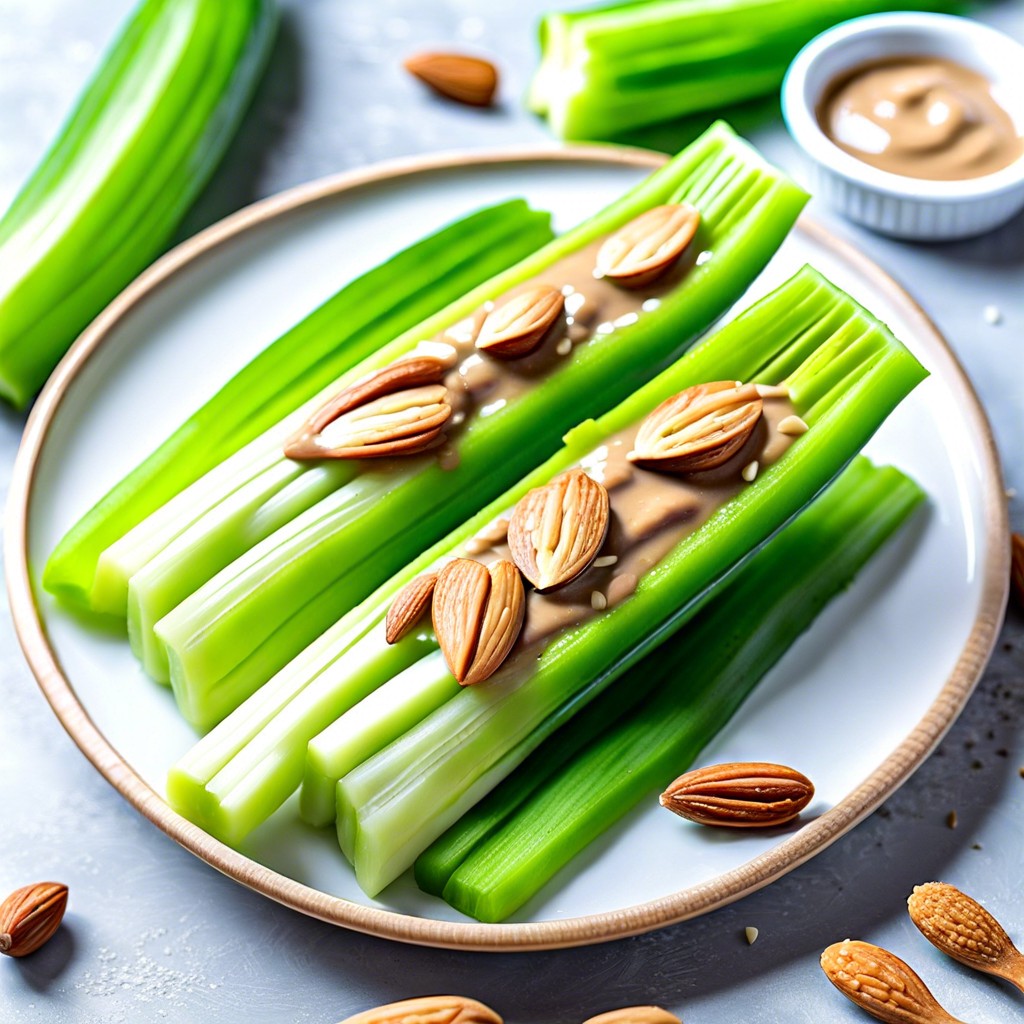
782,10,1024,200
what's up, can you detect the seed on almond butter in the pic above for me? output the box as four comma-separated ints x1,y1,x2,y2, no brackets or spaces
284,356,452,460
433,558,525,685
580,1008,680,1024
629,381,763,474
1011,533,1024,610
507,468,610,591
476,285,565,359
820,940,967,1024
908,882,1024,992
596,203,701,288
403,52,498,107
660,762,814,828
777,414,809,437
0,882,68,958
385,572,438,645
336,996,503,1024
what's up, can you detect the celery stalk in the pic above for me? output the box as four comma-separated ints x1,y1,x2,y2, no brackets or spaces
419,458,924,917
44,200,553,615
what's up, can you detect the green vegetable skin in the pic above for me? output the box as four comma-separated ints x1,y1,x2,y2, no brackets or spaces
43,199,555,617
332,266,927,897
419,457,924,920
0,0,278,408
134,121,806,729
530,0,960,141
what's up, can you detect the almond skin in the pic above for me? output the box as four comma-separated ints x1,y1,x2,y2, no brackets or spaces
0,882,68,958
820,940,967,1024
476,285,565,359
596,203,701,288
660,762,814,828
432,558,525,685
507,468,610,591
403,52,498,107
385,572,438,645
629,381,762,474
581,1008,680,1024
335,996,503,1024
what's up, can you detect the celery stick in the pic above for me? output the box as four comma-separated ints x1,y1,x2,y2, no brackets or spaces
421,458,923,916
152,123,807,728
45,200,552,614
337,271,927,896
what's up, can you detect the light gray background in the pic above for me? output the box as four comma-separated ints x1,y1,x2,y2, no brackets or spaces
1,2,1022,1022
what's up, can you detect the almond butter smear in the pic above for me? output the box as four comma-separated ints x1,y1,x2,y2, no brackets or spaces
817,56,1023,181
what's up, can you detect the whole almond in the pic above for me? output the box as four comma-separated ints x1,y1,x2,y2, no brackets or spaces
476,285,565,359
660,762,814,828
507,468,610,591
1011,533,1024,609
820,940,967,1024
596,203,701,288
403,52,498,107
908,882,1024,992
581,1008,680,1024
336,996,503,1024
629,381,762,474
285,356,452,460
433,558,525,685
385,572,438,645
0,882,68,958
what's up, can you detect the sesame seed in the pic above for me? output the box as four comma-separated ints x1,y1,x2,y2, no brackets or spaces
556,337,572,356
778,415,809,437
745,927,759,945
742,460,759,482
984,305,1002,325
591,591,608,610
593,555,619,568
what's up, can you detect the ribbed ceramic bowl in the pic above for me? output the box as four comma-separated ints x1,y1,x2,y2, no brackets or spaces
782,12,1024,240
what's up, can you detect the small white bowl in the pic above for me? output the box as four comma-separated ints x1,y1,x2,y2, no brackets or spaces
782,12,1024,240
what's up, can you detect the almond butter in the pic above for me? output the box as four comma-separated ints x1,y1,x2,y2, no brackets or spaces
507,468,610,591
660,761,814,828
284,356,452,460
820,940,966,1024
385,572,438,645
629,382,762,474
596,203,701,288
908,882,1024,992
403,52,498,107
580,1008,680,1024
476,285,565,358
0,882,68,958
1011,532,1024,609
336,995,503,1024
432,558,525,685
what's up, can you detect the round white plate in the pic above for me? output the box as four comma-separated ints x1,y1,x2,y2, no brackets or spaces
6,148,1008,950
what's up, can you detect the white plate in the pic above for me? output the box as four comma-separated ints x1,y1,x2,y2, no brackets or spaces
6,148,1008,950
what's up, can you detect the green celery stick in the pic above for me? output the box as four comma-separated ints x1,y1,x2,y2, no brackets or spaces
44,200,554,615
421,458,923,916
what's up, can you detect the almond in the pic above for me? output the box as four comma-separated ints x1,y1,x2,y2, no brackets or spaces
432,558,525,685
0,882,68,958
385,572,438,645
820,940,966,1024
1011,532,1024,610
629,382,762,474
403,52,498,107
335,996,503,1024
284,356,452,460
908,882,1024,992
507,469,610,591
581,1008,680,1024
595,203,701,288
476,285,565,359
660,761,814,828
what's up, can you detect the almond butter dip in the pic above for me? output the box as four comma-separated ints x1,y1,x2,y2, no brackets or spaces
817,56,1022,181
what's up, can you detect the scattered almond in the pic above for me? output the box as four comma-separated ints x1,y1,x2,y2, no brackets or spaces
285,356,452,460
660,761,813,828
0,882,68,958
507,468,610,591
432,558,525,685
908,882,1024,993
580,1008,680,1024
476,285,565,358
629,382,762,474
385,572,438,645
820,940,966,1024
403,52,498,107
336,996,503,1024
596,204,701,288
1010,533,1024,609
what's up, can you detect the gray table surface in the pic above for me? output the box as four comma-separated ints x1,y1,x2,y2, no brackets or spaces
1,2,1022,1021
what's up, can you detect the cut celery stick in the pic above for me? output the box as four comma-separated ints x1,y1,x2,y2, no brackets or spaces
420,458,924,916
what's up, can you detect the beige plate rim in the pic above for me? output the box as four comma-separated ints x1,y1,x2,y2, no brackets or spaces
4,144,1010,952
